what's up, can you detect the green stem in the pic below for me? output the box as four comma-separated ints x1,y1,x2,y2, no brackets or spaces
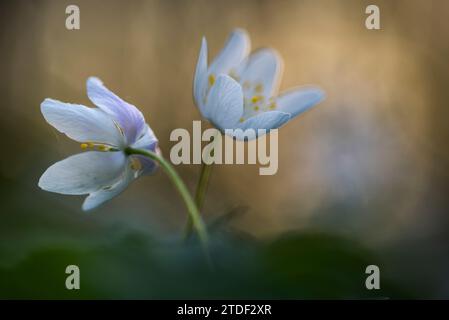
184,130,220,239
184,162,214,238
125,147,209,249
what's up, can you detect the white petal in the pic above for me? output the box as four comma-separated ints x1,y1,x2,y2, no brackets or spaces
131,125,158,150
193,37,208,115
205,74,243,130
233,111,290,140
86,77,146,144
41,98,124,147
82,163,134,211
238,48,283,98
276,86,325,117
238,111,290,130
38,151,127,195
208,29,250,77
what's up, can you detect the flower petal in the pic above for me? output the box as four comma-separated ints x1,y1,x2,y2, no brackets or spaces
193,37,208,114
131,125,158,150
86,77,146,144
41,98,124,147
233,111,290,140
238,48,283,98
130,125,159,176
208,29,250,77
205,74,243,130
38,151,127,195
82,163,134,211
276,86,325,118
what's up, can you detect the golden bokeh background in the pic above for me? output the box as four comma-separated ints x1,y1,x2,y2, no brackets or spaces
1,0,448,296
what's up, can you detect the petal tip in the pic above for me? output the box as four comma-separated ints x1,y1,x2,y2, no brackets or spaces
81,200,95,212
40,98,52,114
37,174,47,191
232,28,249,38
40,98,58,110
231,28,250,50
308,87,326,108
87,76,102,85
86,76,105,92
37,168,56,193
313,87,326,102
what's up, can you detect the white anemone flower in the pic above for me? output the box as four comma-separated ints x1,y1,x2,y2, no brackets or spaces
39,77,159,211
193,29,325,140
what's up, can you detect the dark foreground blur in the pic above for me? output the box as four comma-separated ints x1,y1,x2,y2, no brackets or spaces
1,0,448,298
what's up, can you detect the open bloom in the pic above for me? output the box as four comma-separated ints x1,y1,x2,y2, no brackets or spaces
193,29,325,140
39,77,158,211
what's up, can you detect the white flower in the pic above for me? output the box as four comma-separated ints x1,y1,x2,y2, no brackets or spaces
193,29,325,140
39,77,158,211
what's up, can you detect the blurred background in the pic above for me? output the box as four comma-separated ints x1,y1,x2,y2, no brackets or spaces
0,0,448,298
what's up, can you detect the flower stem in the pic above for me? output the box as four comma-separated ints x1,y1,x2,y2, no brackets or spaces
184,162,214,239
125,147,209,250
184,130,220,239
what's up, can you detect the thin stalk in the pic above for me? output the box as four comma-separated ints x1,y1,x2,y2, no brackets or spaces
184,162,214,238
184,130,220,239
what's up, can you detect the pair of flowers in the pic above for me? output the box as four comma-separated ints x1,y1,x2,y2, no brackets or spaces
39,29,324,214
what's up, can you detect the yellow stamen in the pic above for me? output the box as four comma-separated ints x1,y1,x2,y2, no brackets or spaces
98,145,110,152
251,95,263,103
239,117,245,123
253,106,260,111
269,102,277,110
208,74,215,86
81,142,95,149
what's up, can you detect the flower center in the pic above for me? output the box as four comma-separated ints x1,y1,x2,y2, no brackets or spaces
206,71,278,123
241,84,277,121
229,69,278,121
